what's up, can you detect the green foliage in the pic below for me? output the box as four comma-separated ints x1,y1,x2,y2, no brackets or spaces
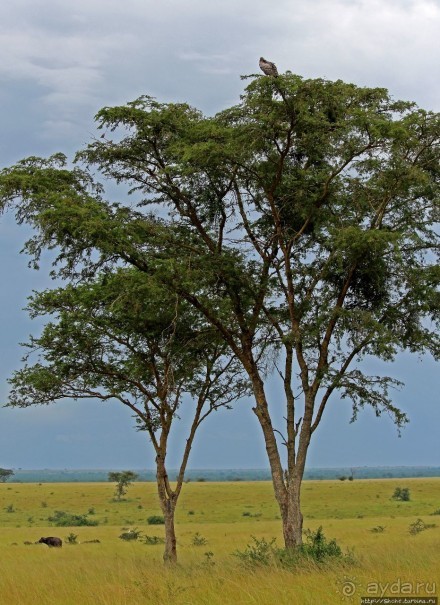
65,532,79,544
119,527,143,541
234,527,347,568
147,515,165,525
142,535,165,545
0,469,14,483
408,518,437,535
392,487,411,501
234,536,278,567
1,72,439,556
191,532,207,546
48,510,99,527
299,526,343,563
108,471,138,501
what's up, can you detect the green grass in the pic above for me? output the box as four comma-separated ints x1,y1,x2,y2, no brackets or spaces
0,478,439,604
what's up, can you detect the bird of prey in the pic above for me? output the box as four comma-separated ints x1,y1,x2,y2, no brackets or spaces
259,57,278,77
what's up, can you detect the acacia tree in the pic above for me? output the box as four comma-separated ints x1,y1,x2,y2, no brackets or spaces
1,73,439,549
108,470,139,501
0,468,14,483
6,269,246,562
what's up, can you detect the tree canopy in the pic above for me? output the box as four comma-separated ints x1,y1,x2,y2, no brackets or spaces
1,72,439,549
7,268,246,562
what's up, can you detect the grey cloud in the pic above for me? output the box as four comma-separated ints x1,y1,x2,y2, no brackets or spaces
0,0,439,469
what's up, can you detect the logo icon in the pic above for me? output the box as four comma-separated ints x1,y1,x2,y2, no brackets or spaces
336,576,361,601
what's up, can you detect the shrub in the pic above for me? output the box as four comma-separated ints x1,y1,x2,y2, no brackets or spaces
392,487,410,501
370,525,386,533
147,515,165,525
430,508,440,516
299,526,343,563
409,519,437,535
5,504,15,513
119,528,142,541
338,476,347,481
142,535,165,545
65,532,78,544
48,510,99,527
192,532,208,546
234,528,349,569
234,536,278,567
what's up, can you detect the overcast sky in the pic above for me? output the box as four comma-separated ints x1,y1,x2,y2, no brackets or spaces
0,0,439,470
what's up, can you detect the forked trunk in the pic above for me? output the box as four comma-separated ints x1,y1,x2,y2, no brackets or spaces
249,365,308,550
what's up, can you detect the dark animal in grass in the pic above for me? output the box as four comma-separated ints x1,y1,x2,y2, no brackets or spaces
38,536,62,547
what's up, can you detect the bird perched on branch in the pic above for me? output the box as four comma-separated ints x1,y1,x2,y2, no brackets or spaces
259,57,278,77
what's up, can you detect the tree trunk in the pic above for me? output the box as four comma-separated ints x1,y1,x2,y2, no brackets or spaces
283,479,303,549
162,500,177,564
156,454,178,564
248,363,307,550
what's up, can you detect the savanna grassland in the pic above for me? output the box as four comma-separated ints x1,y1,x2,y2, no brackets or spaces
0,478,439,605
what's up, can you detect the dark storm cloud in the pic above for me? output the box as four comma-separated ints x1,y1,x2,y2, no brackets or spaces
0,0,439,468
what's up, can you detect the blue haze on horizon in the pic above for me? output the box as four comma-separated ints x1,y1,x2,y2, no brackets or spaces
0,0,439,470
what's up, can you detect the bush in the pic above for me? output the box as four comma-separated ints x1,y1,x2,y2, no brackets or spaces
408,519,437,535
119,528,142,541
430,508,440,516
392,487,410,501
5,504,15,513
48,510,98,527
234,527,349,569
147,515,165,525
234,536,278,567
370,525,386,533
300,526,343,563
191,532,207,546
65,532,78,544
142,535,165,545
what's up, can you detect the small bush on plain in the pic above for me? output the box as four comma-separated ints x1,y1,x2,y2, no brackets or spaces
142,535,165,545
409,519,437,535
147,515,165,525
392,487,410,501
234,527,349,569
192,532,208,546
119,528,142,541
65,532,78,544
48,510,98,527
